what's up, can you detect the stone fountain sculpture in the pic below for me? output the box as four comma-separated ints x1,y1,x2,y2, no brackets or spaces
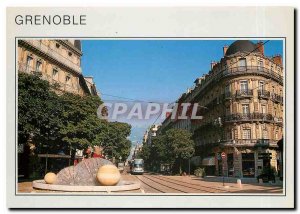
33,158,141,192
55,158,114,186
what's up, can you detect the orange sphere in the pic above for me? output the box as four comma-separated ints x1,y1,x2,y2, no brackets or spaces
44,172,57,184
96,165,121,186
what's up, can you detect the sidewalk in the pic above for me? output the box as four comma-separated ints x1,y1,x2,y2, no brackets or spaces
199,176,283,186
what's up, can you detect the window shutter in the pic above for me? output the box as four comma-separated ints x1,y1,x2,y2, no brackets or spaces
234,129,238,139
254,102,258,112
232,103,238,113
268,103,272,114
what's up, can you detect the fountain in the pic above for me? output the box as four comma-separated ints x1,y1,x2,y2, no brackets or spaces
32,158,140,192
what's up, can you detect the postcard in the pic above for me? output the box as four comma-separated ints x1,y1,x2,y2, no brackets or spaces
6,7,294,208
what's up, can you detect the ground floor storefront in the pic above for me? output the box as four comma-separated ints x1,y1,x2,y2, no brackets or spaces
212,146,280,178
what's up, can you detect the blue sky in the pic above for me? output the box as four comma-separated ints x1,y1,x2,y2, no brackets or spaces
81,39,283,144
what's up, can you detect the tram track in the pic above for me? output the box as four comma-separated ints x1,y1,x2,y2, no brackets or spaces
142,175,217,193
135,175,188,193
134,175,165,193
152,175,229,193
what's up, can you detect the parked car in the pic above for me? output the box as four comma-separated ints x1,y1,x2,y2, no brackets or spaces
257,173,275,183
257,167,276,183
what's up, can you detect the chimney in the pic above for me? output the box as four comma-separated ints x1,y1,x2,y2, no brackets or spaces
210,61,217,70
256,41,264,55
223,45,228,56
272,54,282,66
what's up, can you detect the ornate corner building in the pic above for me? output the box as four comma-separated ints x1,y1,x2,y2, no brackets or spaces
17,39,98,96
159,40,284,179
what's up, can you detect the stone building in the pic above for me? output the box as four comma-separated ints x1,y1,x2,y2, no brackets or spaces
17,39,95,96
144,124,161,145
17,39,100,178
159,40,284,178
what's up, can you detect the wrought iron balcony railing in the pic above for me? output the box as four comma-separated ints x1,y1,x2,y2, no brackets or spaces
18,62,82,94
258,90,271,99
220,139,279,147
270,93,284,103
221,66,283,84
235,89,253,98
224,113,274,122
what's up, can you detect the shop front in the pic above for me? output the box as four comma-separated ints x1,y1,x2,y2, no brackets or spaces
202,156,216,176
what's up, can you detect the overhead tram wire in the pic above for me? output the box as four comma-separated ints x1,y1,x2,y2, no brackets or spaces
101,93,167,104
101,40,272,129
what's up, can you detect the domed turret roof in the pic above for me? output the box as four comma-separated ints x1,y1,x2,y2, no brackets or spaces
225,40,258,56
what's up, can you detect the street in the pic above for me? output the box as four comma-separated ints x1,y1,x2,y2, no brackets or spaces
18,173,283,194
131,174,283,194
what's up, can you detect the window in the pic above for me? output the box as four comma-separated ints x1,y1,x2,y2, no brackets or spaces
240,80,248,92
226,106,230,115
263,130,268,139
225,84,230,94
259,81,264,93
275,132,279,140
261,105,266,114
36,60,42,72
271,64,274,71
238,58,246,67
226,131,232,140
258,59,263,68
68,51,73,57
56,43,60,48
26,56,33,72
52,69,58,78
243,129,251,139
242,104,249,114
65,75,71,83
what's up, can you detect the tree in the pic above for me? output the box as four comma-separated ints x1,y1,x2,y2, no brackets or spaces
18,73,62,147
58,93,106,154
165,129,195,174
99,122,131,160
140,128,195,174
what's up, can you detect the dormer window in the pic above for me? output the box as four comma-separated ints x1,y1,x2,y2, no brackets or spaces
65,75,71,83
36,60,42,72
52,69,58,78
238,58,246,67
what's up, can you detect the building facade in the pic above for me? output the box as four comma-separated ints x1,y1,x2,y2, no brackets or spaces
159,40,284,178
143,124,161,145
18,39,95,96
17,39,101,178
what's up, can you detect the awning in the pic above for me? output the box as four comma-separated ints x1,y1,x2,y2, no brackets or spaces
202,157,216,166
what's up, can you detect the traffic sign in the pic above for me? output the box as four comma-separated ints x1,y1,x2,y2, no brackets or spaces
221,152,226,159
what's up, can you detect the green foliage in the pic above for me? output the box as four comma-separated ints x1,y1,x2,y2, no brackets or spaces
140,128,195,174
18,73,63,146
18,73,132,159
194,167,206,177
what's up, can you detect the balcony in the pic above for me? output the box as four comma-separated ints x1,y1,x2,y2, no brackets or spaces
18,62,81,94
221,66,283,85
235,89,253,98
258,90,271,99
18,62,42,75
224,113,274,123
270,93,283,103
220,139,278,148
19,40,82,74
